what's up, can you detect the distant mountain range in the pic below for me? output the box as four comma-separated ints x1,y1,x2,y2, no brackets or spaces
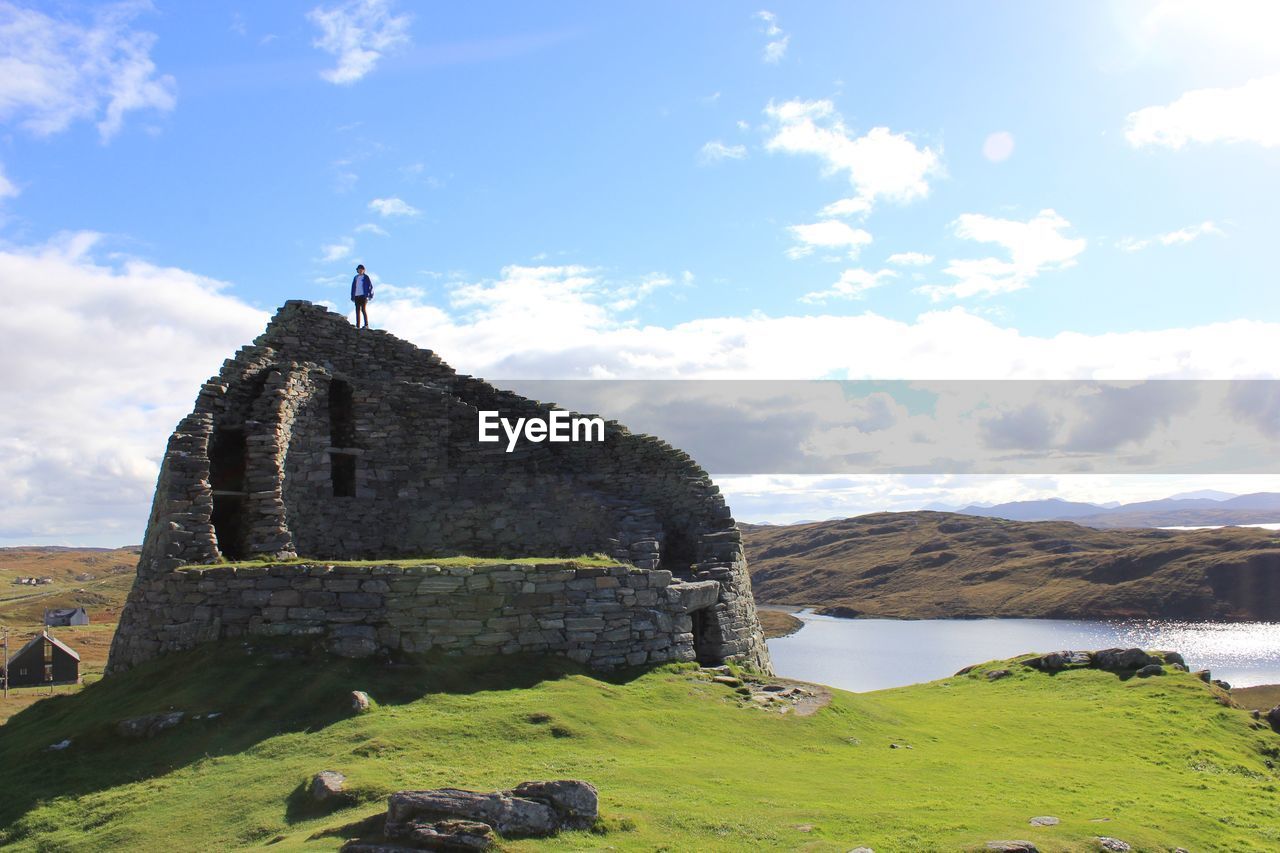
950,492,1280,529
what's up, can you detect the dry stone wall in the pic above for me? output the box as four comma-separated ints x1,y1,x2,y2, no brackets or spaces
106,561,725,669
108,301,771,674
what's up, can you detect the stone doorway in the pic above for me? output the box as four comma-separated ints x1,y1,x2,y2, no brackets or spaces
690,607,714,664
209,426,248,559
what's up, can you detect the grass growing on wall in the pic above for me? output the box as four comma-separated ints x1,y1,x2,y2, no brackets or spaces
1,640,1278,851
210,553,623,571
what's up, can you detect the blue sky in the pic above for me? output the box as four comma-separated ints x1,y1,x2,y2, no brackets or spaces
2,1,1279,544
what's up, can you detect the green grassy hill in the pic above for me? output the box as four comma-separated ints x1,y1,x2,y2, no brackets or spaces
743,512,1280,620
1,639,1277,851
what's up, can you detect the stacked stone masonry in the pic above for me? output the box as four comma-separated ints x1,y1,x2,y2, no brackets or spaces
112,562,734,669
107,300,772,674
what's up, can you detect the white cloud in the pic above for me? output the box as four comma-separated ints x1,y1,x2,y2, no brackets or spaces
765,99,941,213
354,222,389,236
319,239,354,262
307,0,411,85
1118,220,1224,252
801,268,898,303
785,220,872,260
368,196,419,217
919,209,1085,301
8,244,1280,543
374,267,1280,383
699,140,747,164
0,233,265,545
0,1,176,141
763,35,789,63
982,131,1015,162
1131,1,1280,68
1125,74,1280,149
755,10,788,63
0,160,17,198
1160,221,1225,245
887,252,933,266
819,197,872,218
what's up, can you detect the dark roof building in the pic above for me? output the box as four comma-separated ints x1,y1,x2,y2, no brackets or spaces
44,607,90,627
3,632,81,688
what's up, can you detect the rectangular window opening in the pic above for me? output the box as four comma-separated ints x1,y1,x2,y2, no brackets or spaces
331,452,356,497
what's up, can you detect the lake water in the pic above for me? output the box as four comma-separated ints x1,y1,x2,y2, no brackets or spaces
767,612,1280,692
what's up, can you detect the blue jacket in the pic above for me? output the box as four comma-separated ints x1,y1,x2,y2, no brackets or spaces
351,273,373,300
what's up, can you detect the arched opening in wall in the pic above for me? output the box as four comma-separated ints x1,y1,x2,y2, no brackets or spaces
661,528,697,571
690,607,714,664
209,427,248,559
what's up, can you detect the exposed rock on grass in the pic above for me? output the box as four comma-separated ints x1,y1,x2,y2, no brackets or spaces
342,780,598,850
700,665,830,715
310,770,347,803
116,711,184,739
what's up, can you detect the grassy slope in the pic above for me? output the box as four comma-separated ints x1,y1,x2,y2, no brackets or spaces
1,641,1278,851
743,512,1280,620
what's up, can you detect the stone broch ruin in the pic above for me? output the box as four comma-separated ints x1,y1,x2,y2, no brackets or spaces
107,301,771,674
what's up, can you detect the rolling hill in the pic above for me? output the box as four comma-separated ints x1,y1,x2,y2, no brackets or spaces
1,637,1277,850
742,511,1280,620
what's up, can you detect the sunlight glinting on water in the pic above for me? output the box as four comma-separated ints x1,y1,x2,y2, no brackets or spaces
767,615,1280,693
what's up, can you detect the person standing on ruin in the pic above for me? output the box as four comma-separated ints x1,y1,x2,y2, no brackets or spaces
351,264,374,328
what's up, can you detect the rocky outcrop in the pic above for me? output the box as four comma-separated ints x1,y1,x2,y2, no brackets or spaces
1266,705,1280,732
1020,648,1185,675
116,711,184,739
343,780,598,851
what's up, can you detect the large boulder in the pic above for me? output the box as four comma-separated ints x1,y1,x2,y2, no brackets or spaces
1092,648,1159,672
509,780,599,831
311,770,347,802
1023,651,1089,672
386,789,557,838
383,780,598,843
1266,705,1280,732
402,819,494,851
